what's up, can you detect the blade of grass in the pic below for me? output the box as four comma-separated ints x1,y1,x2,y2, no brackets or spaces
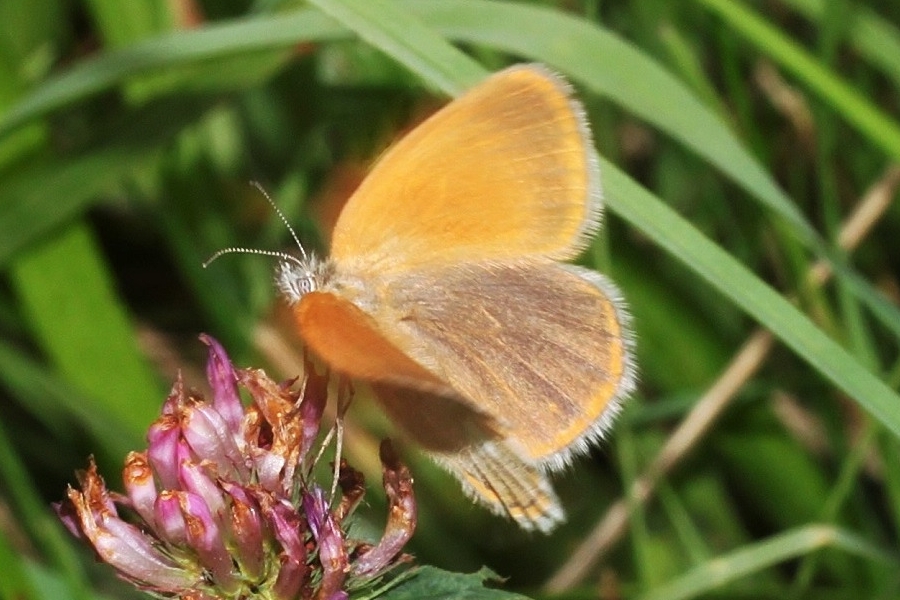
10,223,161,444
602,159,900,440
305,0,484,96
694,0,900,160
636,524,895,600
776,0,900,90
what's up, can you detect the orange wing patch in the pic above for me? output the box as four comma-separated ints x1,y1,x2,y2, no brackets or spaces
294,291,447,393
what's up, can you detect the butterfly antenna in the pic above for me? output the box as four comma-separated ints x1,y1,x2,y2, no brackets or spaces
202,247,303,269
250,180,309,262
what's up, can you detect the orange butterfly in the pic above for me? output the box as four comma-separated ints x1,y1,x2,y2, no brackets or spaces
274,65,634,532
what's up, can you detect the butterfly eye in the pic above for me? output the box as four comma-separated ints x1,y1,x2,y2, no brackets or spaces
276,259,324,302
297,272,318,295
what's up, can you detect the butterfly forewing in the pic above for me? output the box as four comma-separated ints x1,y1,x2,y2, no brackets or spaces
329,65,601,274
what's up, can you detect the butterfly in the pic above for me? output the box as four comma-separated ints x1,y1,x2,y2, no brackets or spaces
263,64,633,532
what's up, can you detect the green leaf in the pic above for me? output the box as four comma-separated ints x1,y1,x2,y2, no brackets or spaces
381,567,530,600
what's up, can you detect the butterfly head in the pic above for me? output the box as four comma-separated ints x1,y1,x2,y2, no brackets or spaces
275,254,332,303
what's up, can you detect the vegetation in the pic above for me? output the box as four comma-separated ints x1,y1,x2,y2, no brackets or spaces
1,0,899,598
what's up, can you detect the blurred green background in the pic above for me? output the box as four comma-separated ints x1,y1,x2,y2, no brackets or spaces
2,0,900,598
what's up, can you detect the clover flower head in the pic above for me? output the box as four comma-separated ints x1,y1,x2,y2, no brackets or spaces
56,335,416,600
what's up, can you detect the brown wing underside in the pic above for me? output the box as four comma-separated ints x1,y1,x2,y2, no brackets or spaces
385,260,633,466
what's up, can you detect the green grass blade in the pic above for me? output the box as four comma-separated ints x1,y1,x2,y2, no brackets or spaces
695,0,900,160
0,9,345,139
306,0,485,96
601,159,900,439
637,524,895,600
777,0,900,89
9,223,161,444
